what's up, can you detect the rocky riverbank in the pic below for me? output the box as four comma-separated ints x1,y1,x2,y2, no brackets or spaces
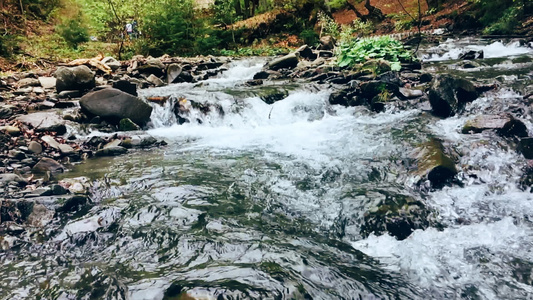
1,35,532,248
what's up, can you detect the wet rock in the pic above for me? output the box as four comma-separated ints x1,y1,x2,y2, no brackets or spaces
80,88,152,125
50,184,68,195
253,71,270,80
0,173,27,186
428,74,478,118
13,87,32,95
101,56,121,71
246,79,263,86
17,111,67,134
119,118,141,131
59,177,90,194
128,135,158,148
136,59,165,77
112,80,137,96
413,138,457,187
146,74,165,87
38,77,56,89
268,53,299,71
518,138,533,159
26,203,55,227
41,135,61,149
0,125,21,136
296,45,317,60
28,141,43,154
17,78,40,88
57,90,82,99
0,105,14,118
329,88,365,107
166,63,183,84
55,65,96,93
32,157,64,176
459,50,483,60
318,35,335,50
420,73,433,83
317,50,334,58
95,146,127,157
462,114,527,138
57,195,88,213
361,193,431,240
362,59,392,74
398,87,424,99
8,149,26,160
58,144,75,155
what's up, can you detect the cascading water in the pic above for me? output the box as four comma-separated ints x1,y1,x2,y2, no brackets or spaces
1,39,533,300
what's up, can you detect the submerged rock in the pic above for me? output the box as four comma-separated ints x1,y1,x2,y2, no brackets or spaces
80,88,152,125
428,74,478,118
95,146,127,157
361,193,431,240
413,138,457,187
518,138,533,159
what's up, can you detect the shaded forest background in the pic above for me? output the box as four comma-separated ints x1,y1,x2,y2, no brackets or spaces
0,0,531,70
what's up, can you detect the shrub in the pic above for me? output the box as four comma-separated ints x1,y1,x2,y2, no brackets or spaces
56,15,90,49
482,4,523,35
336,36,415,71
300,29,319,46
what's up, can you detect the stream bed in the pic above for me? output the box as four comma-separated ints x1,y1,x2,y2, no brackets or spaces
1,37,533,299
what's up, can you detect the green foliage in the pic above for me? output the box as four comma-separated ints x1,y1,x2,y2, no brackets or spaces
300,29,319,46
0,35,22,57
349,19,374,37
482,4,523,35
336,36,415,71
212,0,241,26
56,14,90,49
317,11,340,38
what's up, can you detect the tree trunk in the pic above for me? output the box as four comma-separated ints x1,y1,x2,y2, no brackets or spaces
251,0,259,16
234,0,242,17
364,0,385,21
346,1,364,20
244,0,250,18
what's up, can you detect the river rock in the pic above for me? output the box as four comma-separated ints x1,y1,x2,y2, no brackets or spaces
119,118,141,131
80,88,152,125
112,80,137,96
518,138,533,159
459,50,483,60
428,74,478,118
296,45,317,60
146,74,165,87
318,35,335,50
167,63,183,84
0,125,21,136
59,177,90,194
95,146,127,157
57,195,88,213
32,157,64,176
461,115,527,138
28,141,43,154
38,77,57,89
17,111,67,134
41,135,61,149
0,173,27,186
268,53,300,71
413,138,457,187
137,59,165,77
55,65,96,93
17,78,40,88
361,193,431,240
398,88,424,99
26,204,55,227
58,144,75,155
0,105,14,118
101,56,121,70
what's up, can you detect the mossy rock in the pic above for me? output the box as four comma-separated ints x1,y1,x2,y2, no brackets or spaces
119,118,141,131
413,138,457,187
361,192,432,240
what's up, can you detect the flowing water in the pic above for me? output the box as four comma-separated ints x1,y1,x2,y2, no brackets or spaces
1,38,533,299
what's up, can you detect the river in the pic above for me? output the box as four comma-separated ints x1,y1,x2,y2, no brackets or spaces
1,37,533,299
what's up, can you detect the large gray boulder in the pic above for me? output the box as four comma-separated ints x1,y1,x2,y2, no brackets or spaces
268,53,299,71
80,88,152,125
32,157,64,176
428,74,478,118
55,65,95,93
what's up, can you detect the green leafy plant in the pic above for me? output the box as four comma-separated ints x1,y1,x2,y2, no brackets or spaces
300,29,319,46
336,36,415,71
56,14,90,49
482,4,522,35
317,11,340,38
